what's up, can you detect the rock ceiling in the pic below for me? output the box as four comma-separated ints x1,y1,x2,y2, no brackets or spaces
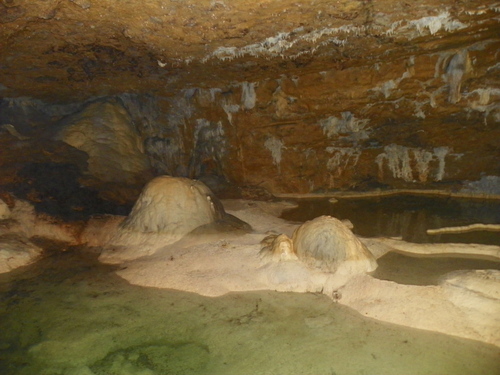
1,0,499,102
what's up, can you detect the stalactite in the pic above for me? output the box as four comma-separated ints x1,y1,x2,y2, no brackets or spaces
376,144,451,183
412,149,434,182
264,136,285,173
446,50,470,104
319,112,370,141
241,82,257,110
433,146,449,181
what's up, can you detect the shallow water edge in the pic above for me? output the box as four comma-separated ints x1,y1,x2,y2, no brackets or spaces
1,250,499,375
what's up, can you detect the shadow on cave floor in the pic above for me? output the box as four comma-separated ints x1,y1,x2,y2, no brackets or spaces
0,247,499,375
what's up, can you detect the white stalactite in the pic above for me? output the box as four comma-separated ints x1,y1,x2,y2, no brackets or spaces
264,136,285,173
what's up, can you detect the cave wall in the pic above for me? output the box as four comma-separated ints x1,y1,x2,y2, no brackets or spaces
1,36,499,201
0,0,499,206
154,42,499,194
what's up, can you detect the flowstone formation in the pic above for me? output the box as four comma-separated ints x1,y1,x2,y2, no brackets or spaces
57,98,152,185
96,176,250,263
87,199,500,346
121,176,223,235
261,215,377,275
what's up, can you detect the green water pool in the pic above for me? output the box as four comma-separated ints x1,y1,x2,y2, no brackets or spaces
1,250,499,375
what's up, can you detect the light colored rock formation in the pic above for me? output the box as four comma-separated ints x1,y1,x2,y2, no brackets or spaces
0,234,42,274
336,271,500,346
440,269,500,346
109,199,500,346
336,267,500,347
261,215,377,275
0,198,84,273
427,223,500,235
0,199,10,220
370,237,500,260
292,216,377,274
98,176,248,263
81,214,125,248
121,176,221,234
260,233,297,262
57,99,151,184
3,200,81,245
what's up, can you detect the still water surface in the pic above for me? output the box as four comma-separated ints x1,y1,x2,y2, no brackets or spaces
281,195,500,244
282,195,500,285
1,249,499,375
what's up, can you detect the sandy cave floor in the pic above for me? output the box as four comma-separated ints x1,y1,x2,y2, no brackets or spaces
104,199,500,348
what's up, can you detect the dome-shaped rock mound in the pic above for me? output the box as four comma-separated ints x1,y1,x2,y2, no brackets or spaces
97,176,250,264
121,176,225,236
292,215,377,274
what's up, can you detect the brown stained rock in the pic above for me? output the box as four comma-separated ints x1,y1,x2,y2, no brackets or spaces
0,0,498,195
68,0,91,10
0,0,497,101
0,4,24,23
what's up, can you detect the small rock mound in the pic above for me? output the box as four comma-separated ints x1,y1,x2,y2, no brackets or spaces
260,233,297,261
261,215,377,275
0,234,42,274
121,176,224,236
98,176,250,263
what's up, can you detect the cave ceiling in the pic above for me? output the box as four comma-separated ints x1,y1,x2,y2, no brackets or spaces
1,0,499,103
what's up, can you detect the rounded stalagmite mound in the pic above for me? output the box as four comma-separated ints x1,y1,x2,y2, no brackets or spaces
120,175,225,236
292,215,377,274
98,176,250,264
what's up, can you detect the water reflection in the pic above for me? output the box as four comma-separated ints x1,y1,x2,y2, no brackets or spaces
281,195,500,244
1,250,499,375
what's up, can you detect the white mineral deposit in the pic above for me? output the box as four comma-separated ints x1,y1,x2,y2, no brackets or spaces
76,187,500,347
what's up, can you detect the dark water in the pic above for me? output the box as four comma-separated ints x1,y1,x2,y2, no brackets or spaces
373,251,500,286
281,195,500,244
1,250,499,375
